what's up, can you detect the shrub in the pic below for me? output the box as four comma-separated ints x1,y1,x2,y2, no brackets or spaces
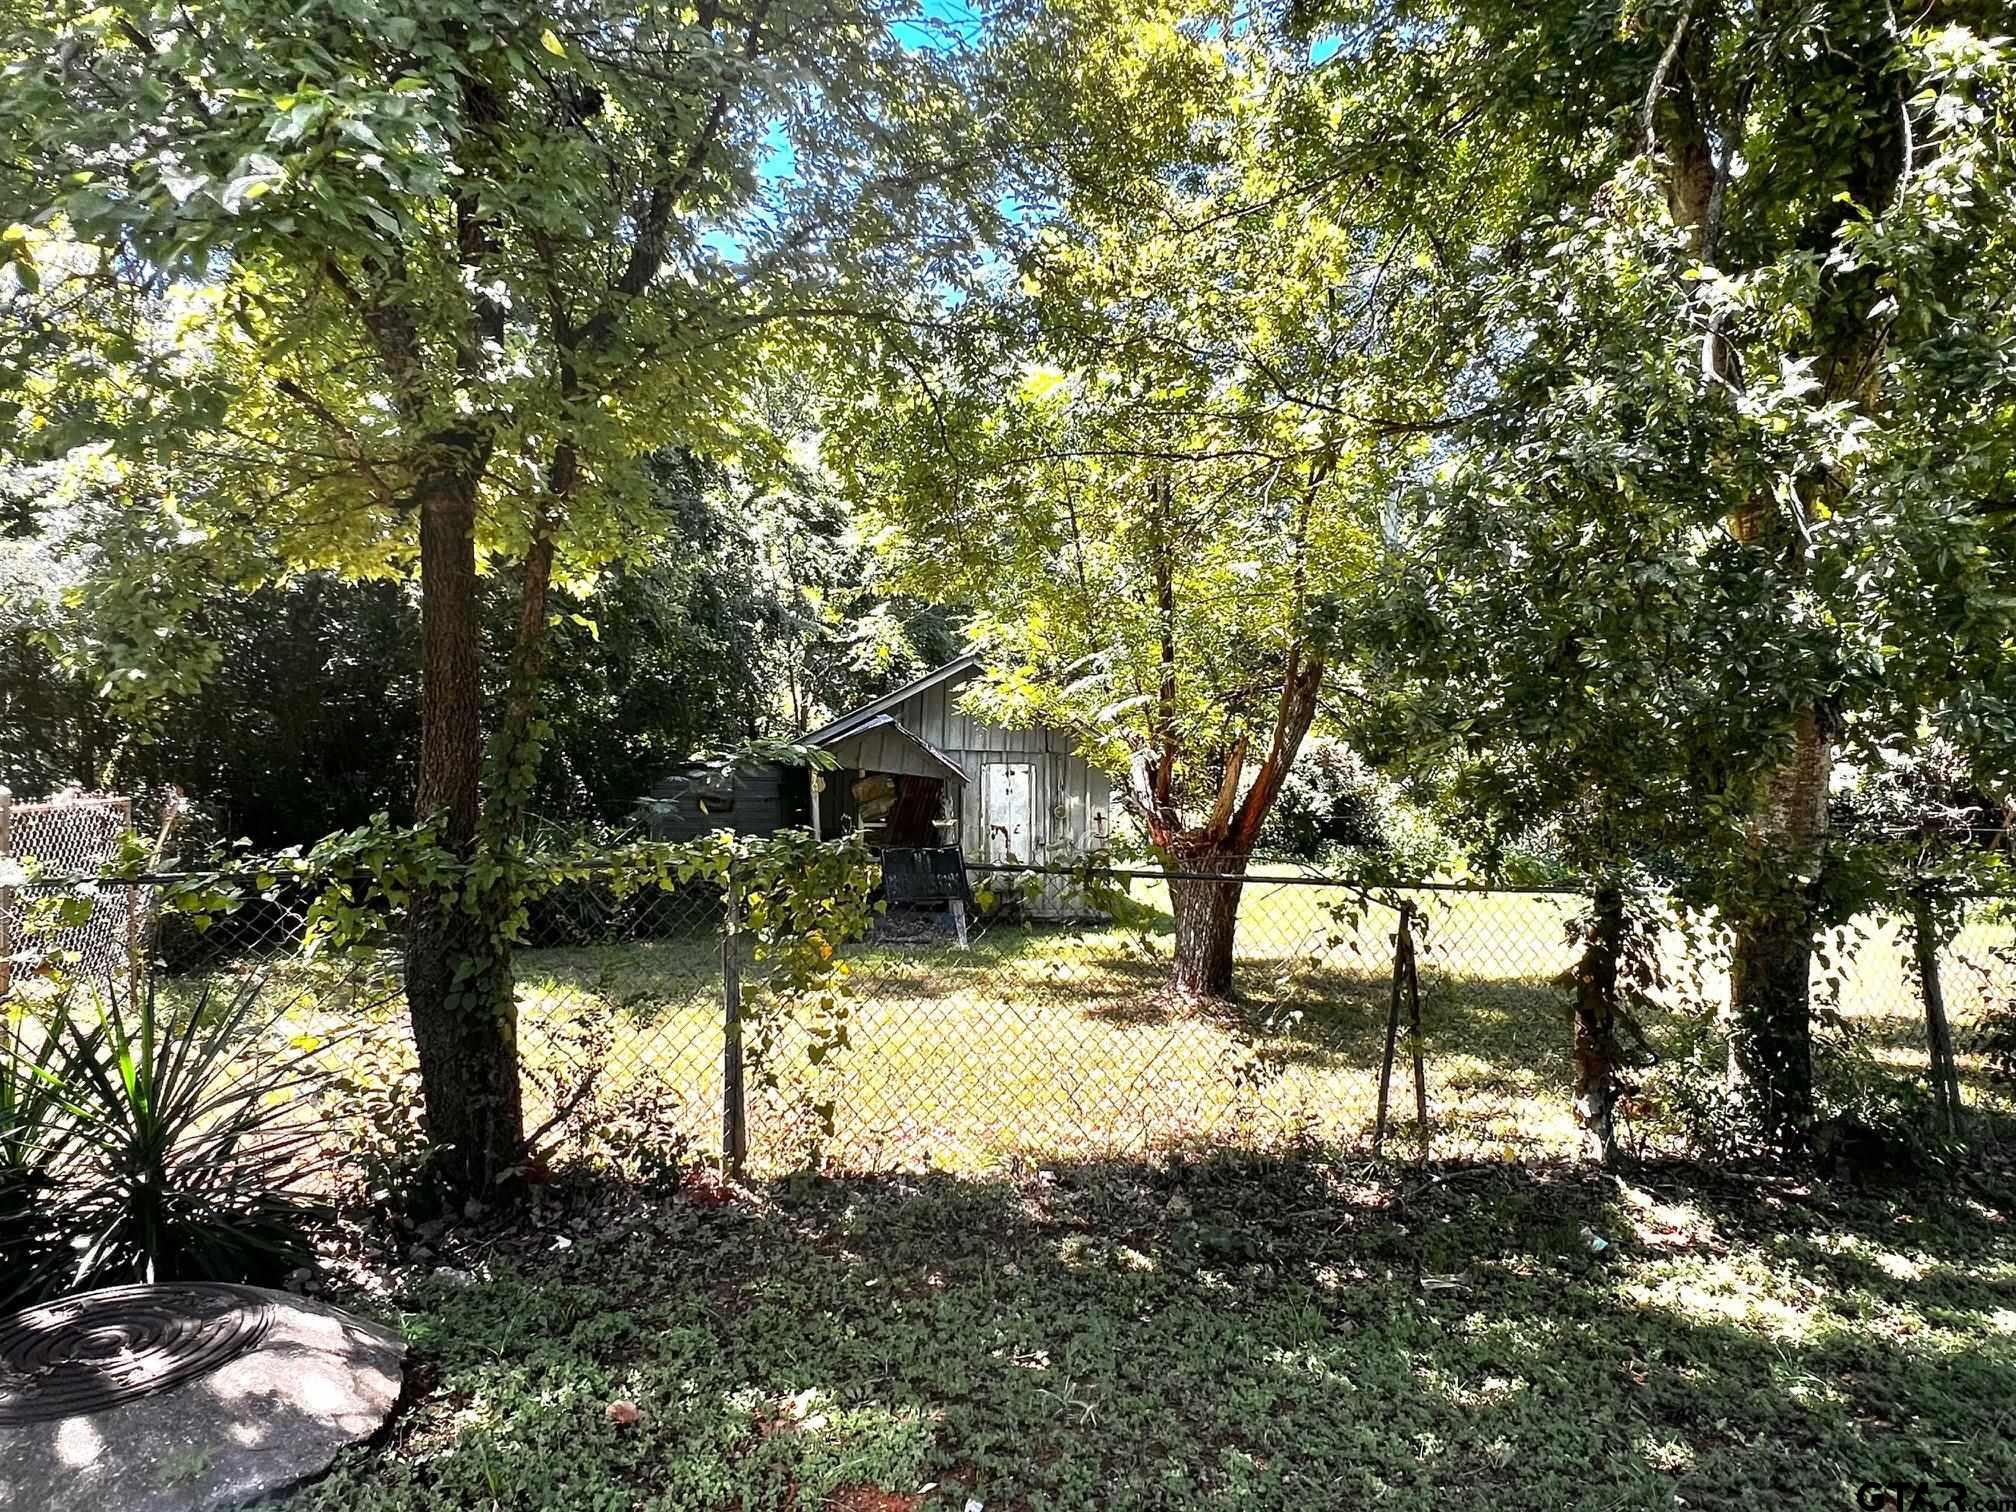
1258,743,1456,878
1637,1002,1960,1174
0,1015,83,1308
318,1030,431,1212
0,975,334,1303
1258,744,1387,863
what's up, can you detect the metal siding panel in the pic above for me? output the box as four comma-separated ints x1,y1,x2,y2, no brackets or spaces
944,672,973,748
1057,755,1082,858
1032,755,1050,861
959,763,981,852
933,742,1118,863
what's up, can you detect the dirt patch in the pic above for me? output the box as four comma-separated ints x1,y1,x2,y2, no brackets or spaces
824,1488,920,1512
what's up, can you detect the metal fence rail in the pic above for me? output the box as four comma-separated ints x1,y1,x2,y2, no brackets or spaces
2,861,2010,1182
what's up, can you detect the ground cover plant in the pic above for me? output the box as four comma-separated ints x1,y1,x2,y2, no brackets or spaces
299,1149,2016,1511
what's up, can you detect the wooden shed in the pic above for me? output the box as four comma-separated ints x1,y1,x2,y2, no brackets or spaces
642,655,1117,872
638,761,804,844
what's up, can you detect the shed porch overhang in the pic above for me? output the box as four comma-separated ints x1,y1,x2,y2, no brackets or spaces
812,714,971,787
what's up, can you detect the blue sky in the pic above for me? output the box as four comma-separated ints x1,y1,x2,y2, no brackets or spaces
755,0,978,184
740,1,1340,238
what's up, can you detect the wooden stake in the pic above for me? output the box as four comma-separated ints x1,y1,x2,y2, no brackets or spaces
1405,909,1428,1162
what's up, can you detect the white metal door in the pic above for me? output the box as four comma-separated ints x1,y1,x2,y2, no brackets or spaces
982,762,1035,864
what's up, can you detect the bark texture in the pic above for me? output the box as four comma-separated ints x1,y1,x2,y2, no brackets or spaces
1168,850,1250,1000
1570,884,1628,1164
1724,707,1827,1143
407,468,525,1196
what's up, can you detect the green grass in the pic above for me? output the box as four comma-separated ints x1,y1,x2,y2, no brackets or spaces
485,883,2016,1172
300,1151,2016,1511
130,880,2014,1179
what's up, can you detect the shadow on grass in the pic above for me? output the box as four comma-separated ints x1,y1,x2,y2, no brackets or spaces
302,1149,2016,1512
1047,951,1573,1084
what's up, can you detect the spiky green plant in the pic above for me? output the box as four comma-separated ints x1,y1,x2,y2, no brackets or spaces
23,974,340,1299
0,1010,88,1308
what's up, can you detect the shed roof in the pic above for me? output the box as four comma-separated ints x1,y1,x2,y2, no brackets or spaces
816,714,971,785
805,652,983,746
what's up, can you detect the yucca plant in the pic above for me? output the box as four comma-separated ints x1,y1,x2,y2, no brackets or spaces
0,1011,89,1309
23,973,340,1299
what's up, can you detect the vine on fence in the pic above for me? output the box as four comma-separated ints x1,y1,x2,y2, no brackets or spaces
7,818,882,1183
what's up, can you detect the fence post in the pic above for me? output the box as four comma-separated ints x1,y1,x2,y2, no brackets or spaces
119,796,142,1000
1374,899,1412,1155
1405,907,1429,1162
721,853,748,1179
1911,886,1966,1140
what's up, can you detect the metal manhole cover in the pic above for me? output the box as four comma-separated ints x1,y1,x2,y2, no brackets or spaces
0,1283,275,1424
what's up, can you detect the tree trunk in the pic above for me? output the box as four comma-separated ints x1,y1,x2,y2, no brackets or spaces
1726,706,1827,1147
1910,888,1965,1139
485,516,560,845
1571,883,1627,1165
1647,6,1900,1157
406,467,524,1197
1168,849,1249,1000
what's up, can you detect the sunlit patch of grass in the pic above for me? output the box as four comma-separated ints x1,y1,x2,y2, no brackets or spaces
167,881,2015,1180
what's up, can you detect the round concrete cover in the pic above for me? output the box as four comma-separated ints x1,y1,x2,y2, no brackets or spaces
0,1283,404,1511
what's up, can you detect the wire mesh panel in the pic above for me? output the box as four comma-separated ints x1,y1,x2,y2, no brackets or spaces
5,858,2008,1186
1405,888,1587,1158
1944,899,2016,1123
2,794,133,871
757,868,1592,1172
0,794,140,997
514,881,727,1172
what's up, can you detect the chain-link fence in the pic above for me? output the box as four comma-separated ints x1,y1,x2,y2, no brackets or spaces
0,791,142,999
3,859,2011,1182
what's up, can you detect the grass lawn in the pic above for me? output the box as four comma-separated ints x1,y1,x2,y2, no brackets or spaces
397,881,2016,1173
301,1150,2016,1511
133,877,2012,1179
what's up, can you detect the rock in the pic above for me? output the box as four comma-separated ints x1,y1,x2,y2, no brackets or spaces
0,1283,405,1512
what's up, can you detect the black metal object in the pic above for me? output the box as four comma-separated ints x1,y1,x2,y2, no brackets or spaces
880,846,974,907
0,1283,275,1424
